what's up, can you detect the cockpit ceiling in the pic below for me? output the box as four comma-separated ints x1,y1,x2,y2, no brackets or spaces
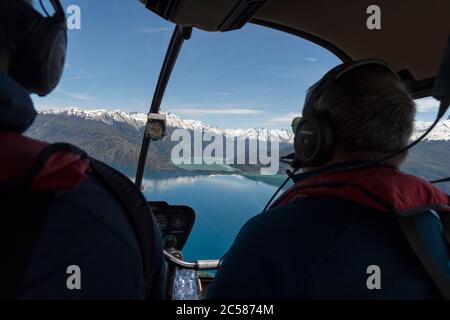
254,0,450,82
155,0,450,97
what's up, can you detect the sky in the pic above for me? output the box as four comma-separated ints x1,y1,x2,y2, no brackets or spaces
32,0,446,129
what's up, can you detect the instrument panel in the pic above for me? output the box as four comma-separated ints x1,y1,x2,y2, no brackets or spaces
148,201,195,250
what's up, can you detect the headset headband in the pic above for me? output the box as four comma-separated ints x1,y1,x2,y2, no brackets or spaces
49,0,66,21
0,0,66,49
303,59,401,117
329,59,400,81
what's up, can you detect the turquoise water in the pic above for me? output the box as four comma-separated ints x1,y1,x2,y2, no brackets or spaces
139,171,281,261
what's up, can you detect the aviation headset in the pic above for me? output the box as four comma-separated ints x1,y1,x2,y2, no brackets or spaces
294,59,402,168
2,0,67,96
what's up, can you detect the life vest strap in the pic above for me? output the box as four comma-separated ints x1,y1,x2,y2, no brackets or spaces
89,159,157,300
397,214,450,300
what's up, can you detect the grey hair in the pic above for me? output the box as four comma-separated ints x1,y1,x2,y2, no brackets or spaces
307,64,416,163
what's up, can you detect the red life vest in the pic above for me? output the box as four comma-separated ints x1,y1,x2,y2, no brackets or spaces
0,131,159,300
272,166,450,214
0,131,90,191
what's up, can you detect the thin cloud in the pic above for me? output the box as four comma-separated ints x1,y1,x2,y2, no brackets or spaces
170,108,263,116
134,26,172,34
264,112,299,126
305,57,320,62
55,88,96,101
65,74,95,81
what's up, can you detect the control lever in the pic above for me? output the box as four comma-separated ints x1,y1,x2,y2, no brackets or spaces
164,249,221,270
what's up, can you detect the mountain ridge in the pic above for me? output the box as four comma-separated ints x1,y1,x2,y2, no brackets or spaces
26,107,450,193
39,107,295,143
39,107,450,142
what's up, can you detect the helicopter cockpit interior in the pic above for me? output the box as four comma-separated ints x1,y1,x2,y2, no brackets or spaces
132,0,450,300
1,0,450,305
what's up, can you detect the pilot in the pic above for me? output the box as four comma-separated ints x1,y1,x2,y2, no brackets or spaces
207,61,450,299
0,0,164,299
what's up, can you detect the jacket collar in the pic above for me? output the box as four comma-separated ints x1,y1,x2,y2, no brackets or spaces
0,74,89,191
275,163,450,214
0,73,36,133
292,160,396,182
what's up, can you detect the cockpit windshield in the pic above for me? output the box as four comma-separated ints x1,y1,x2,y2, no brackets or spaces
28,0,449,264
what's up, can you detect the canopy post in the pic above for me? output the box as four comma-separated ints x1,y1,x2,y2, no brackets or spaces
135,25,192,190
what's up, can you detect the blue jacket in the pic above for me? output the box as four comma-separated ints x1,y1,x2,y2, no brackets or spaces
207,163,450,300
1,73,165,300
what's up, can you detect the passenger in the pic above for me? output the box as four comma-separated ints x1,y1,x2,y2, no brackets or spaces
207,61,450,299
0,0,164,299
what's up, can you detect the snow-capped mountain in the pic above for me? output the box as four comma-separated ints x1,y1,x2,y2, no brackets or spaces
28,107,297,171
39,107,294,143
413,120,450,141
25,107,450,190
39,107,449,142
40,108,145,131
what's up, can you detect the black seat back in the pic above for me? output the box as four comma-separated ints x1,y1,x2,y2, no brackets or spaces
0,144,162,299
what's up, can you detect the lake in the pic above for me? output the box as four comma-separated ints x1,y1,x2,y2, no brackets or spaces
139,171,284,262
118,163,449,263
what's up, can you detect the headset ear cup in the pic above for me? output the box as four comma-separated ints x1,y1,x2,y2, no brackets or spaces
315,117,334,165
40,23,67,95
9,17,67,96
294,116,334,167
